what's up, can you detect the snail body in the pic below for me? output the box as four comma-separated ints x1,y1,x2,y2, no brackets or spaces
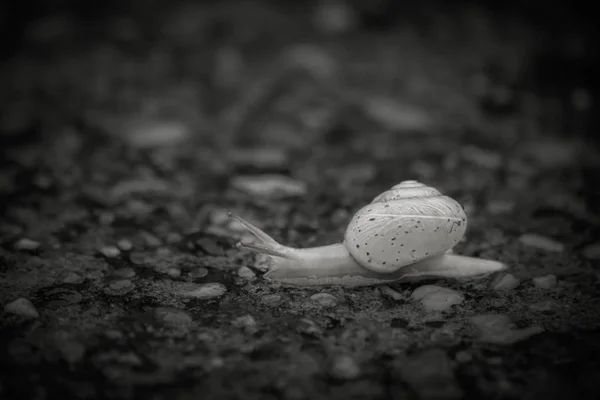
231,180,506,287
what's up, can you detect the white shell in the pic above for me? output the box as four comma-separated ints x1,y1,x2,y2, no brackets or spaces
344,180,467,274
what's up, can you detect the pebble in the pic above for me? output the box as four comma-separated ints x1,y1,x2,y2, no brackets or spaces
100,246,120,258
14,238,40,251
519,233,565,252
296,318,323,336
310,293,338,308
182,283,227,299
398,349,463,400
166,232,182,244
122,118,190,149
492,273,520,291
379,285,404,301
521,138,578,169
195,238,223,256
232,315,258,332
4,298,39,318
261,294,282,306
126,199,154,216
140,231,162,247
411,285,464,312
117,239,133,251
532,274,557,289
237,266,256,280
470,314,544,345
112,267,136,279
330,354,361,380
190,267,208,279
57,271,85,284
455,351,472,363
43,288,83,307
283,45,338,79
167,267,181,277
155,307,193,328
582,242,600,260
110,178,172,201
529,300,558,313
487,200,515,214
104,279,135,296
57,340,86,364
462,145,503,169
231,174,307,198
363,95,433,132
313,0,357,35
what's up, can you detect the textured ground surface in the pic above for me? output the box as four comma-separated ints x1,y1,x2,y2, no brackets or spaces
1,1,599,399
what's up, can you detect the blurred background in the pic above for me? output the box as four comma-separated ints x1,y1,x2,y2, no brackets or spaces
1,0,597,150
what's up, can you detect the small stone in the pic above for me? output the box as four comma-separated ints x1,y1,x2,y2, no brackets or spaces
261,294,282,306
398,349,463,400
492,273,520,291
529,300,558,313
52,331,86,364
521,138,578,169
156,247,171,256
122,118,191,149
297,318,323,336
112,267,136,278
313,0,358,35
364,95,433,132
140,231,161,247
104,279,135,296
582,242,600,260
519,233,564,252
182,283,227,299
42,288,83,307
57,340,86,364
86,270,105,281
231,175,307,199
190,267,208,279
14,238,40,251
99,212,115,225
330,354,361,380
166,232,182,244
470,313,543,345
283,45,338,79
379,285,404,301
155,307,193,327
167,267,181,277
117,239,133,251
237,266,256,280
100,246,120,258
487,200,515,214
57,271,85,284
232,314,257,332
411,285,464,312
195,238,223,256
126,199,153,216
310,293,338,308
455,351,472,363
532,274,557,289
462,145,503,169
4,298,39,318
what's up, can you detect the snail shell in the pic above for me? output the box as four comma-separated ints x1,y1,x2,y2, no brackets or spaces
344,180,467,274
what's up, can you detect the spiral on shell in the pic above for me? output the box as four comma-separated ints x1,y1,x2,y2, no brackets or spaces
344,180,467,274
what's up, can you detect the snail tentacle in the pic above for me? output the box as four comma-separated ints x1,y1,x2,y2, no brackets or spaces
229,213,295,259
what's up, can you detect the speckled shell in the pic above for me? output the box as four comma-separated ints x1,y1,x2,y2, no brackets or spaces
344,181,467,274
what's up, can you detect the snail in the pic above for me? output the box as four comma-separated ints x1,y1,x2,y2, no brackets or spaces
230,180,507,287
